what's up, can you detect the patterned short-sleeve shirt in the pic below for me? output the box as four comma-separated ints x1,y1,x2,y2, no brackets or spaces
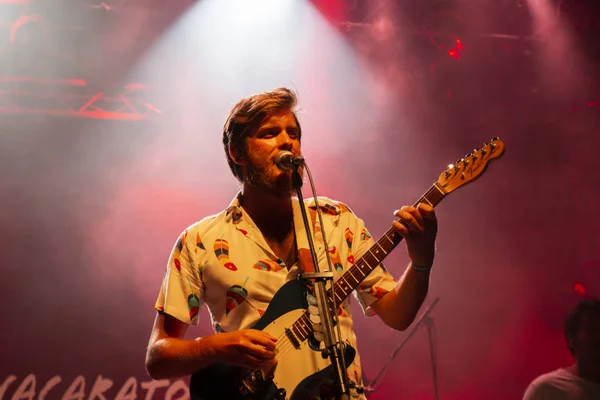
155,194,398,397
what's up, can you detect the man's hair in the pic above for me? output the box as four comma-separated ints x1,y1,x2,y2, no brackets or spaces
564,297,600,355
222,87,301,182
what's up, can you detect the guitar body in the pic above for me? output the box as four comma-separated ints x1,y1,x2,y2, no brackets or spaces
189,280,356,400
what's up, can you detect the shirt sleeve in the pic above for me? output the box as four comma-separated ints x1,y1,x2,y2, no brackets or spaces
154,228,205,325
349,214,398,317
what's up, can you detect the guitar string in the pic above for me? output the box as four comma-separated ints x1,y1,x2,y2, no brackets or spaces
245,319,305,380
248,312,314,379
272,314,310,359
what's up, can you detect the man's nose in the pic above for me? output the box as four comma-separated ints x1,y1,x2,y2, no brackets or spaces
277,131,294,150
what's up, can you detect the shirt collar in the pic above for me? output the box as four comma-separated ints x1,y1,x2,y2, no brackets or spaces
224,192,244,225
223,192,341,266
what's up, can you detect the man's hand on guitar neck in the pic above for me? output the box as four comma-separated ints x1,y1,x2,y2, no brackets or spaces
392,203,437,267
370,203,437,331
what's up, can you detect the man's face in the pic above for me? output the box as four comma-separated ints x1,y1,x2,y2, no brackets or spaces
241,109,301,195
573,311,600,369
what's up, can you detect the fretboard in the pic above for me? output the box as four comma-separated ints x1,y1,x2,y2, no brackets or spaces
290,183,447,342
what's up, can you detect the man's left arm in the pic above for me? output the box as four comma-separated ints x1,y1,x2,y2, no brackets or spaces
370,203,437,331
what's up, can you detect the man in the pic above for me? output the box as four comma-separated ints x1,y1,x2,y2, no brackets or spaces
523,298,600,400
145,88,437,399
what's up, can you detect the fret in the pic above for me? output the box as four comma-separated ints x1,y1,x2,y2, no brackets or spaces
358,264,371,279
375,241,388,255
335,288,345,302
299,314,309,331
301,320,311,337
383,233,395,246
303,317,312,339
367,250,379,264
357,264,369,276
339,275,350,287
334,291,342,303
347,269,359,284
296,318,309,339
348,267,360,284
333,285,352,299
292,325,302,339
432,183,444,196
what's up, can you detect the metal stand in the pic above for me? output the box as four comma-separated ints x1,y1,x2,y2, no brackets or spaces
364,297,440,399
424,314,439,400
291,168,350,400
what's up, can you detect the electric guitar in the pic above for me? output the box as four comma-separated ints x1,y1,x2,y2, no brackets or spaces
189,138,506,400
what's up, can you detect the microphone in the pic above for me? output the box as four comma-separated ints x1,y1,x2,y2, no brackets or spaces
274,150,304,171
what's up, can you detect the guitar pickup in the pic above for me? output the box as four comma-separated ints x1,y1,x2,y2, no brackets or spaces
285,328,300,349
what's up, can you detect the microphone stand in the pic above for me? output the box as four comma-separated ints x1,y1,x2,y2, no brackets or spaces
364,297,440,399
424,311,439,400
291,167,350,400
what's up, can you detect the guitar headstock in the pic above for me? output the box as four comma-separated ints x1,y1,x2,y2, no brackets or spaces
436,137,505,194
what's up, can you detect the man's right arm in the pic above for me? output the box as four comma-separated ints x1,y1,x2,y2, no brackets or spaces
145,312,278,380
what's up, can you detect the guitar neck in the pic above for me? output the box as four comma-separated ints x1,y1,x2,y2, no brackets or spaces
288,138,503,353
291,183,448,343
329,183,446,304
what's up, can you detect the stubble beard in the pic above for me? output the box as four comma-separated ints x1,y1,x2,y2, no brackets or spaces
246,160,295,197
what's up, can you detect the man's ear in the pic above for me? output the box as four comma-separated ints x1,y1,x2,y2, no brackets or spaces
229,144,245,166
567,336,576,352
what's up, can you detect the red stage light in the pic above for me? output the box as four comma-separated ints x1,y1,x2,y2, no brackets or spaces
573,282,586,296
447,38,464,59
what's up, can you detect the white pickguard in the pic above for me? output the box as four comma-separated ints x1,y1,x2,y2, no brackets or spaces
262,309,330,399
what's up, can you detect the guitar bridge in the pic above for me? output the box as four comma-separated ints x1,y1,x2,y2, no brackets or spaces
285,327,300,349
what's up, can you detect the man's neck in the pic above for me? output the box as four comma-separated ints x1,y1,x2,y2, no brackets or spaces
239,183,294,240
568,362,600,385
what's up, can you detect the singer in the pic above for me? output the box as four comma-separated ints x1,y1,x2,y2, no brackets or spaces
145,88,438,399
